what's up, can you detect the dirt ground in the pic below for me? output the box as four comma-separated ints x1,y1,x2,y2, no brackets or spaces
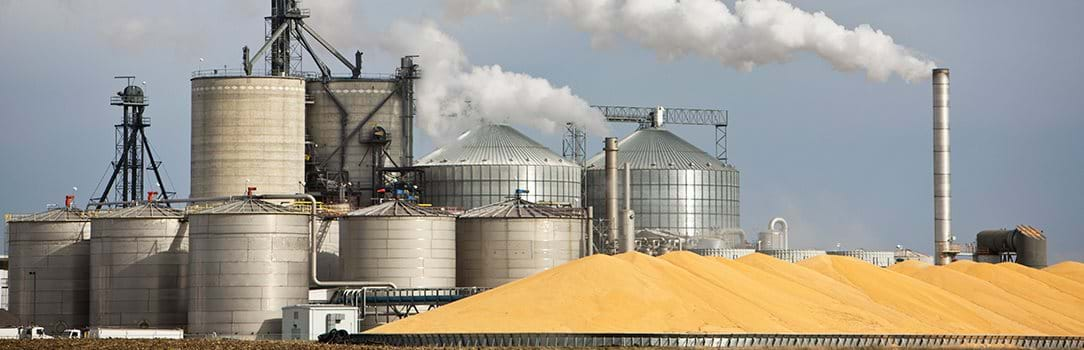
0,340,1031,350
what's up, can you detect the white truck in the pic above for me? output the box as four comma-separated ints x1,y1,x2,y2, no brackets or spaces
0,328,19,339
19,327,53,339
84,328,184,339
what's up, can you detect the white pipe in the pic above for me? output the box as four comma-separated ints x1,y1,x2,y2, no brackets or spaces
621,162,635,253
604,137,619,253
933,68,952,265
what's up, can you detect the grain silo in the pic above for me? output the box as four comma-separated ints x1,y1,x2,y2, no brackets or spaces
89,204,188,328
585,127,740,238
190,76,306,198
5,204,91,331
306,78,405,204
315,216,341,282
456,197,586,287
826,250,896,268
187,198,310,339
340,201,456,288
416,124,582,210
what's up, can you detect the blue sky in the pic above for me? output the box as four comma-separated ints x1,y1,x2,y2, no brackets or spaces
1,1,1081,262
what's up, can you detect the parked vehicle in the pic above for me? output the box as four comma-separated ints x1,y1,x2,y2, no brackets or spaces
86,328,184,339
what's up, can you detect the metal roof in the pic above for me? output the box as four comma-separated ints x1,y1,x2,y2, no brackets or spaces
459,198,585,219
193,198,307,215
417,124,576,167
346,200,454,217
7,208,88,222
99,204,184,219
586,128,729,170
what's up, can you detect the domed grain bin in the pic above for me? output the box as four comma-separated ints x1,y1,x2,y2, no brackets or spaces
190,76,306,197
341,201,456,288
826,250,896,268
306,79,405,201
457,197,586,287
416,124,581,210
187,198,310,339
585,127,739,238
89,204,188,328
6,207,91,331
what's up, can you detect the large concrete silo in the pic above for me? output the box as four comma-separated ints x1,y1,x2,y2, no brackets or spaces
341,200,456,288
187,198,310,339
6,208,91,331
456,198,586,287
89,204,188,328
416,124,582,210
190,76,306,197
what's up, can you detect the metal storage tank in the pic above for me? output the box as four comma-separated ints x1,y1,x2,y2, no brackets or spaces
827,250,896,268
187,198,310,339
416,124,582,210
315,216,341,282
190,76,306,198
585,127,739,238
456,197,586,287
689,248,756,260
757,231,785,250
6,207,91,331
89,204,188,328
306,79,405,198
341,201,456,288
758,249,826,263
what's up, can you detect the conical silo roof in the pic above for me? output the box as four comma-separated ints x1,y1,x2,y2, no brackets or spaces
586,128,727,170
193,198,307,215
417,124,576,167
99,204,184,218
346,200,453,217
459,197,585,219
7,208,87,222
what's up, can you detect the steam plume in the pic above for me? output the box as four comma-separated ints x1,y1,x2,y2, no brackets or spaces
378,20,608,142
447,0,936,82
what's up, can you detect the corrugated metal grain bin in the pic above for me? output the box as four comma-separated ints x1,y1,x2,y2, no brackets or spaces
341,201,456,288
6,208,91,331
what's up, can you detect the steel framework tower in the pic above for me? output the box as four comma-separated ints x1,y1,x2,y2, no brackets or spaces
94,76,171,208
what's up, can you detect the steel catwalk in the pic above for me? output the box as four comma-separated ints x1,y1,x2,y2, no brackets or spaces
586,128,739,238
187,199,310,339
417,124,582,209
6,209,92,332
758,249,827,263
89,204,188,328
190,76,306,198
341,201,457,288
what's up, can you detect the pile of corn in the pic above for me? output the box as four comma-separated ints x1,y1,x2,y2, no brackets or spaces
369,252,1084,335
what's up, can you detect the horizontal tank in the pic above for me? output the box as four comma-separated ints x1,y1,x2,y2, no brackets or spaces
826,250,896,268
457,197,586,288
6,208,91,332
89,204,188,328
306,79,404,200
758,249,826,263
341,201,456,288
586,128,739,238
190,76,306,197
187,199,310,339
416,124,581,210
689,248,757,260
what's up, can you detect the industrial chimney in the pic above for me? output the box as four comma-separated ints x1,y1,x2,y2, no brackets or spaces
604,137,620,253
932,68,953,265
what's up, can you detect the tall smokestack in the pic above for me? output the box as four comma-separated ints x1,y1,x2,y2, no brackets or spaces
933,68,952,265
604,137,620,253
621,162,635,253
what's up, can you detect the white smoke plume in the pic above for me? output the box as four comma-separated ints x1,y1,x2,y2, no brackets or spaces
378,20,608,142
445,0,936,82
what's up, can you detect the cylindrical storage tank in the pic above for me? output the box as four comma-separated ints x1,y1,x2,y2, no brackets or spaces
89,204,188,328
306,79,404,199
689,248,756,260
190,76,306,198
315,216,341,282
456,198,586,287
341,201,456,288
826,250,896,268
758,249,826,263
757,231,784,250
187,199,310,339
6,208,91,332
416,124,582,210
586,128,740,238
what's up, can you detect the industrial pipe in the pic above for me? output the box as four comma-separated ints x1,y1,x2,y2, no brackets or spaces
604,137,619,253
769,217,789,250
976,226,1047,268
620,162,635,253
933,68,952,265
586,206,594,256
